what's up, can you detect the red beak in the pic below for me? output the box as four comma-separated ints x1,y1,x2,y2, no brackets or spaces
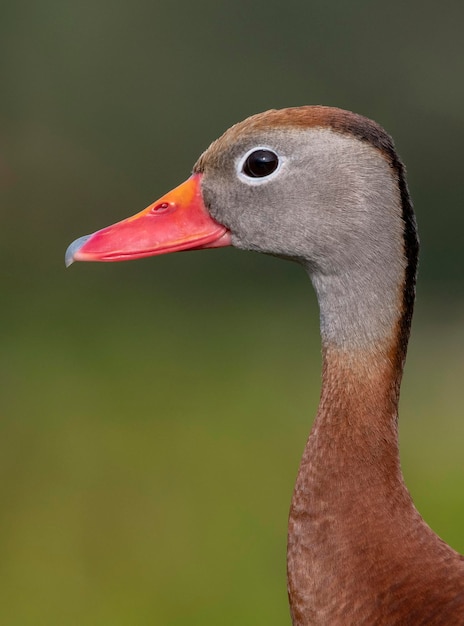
65,173,231,266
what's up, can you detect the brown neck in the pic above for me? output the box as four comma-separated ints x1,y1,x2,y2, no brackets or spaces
287,340,410,624
287,339,464,625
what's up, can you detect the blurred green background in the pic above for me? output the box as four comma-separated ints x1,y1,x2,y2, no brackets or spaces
1,1,463,624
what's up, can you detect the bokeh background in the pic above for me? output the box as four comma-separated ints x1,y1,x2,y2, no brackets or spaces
1,1,463,624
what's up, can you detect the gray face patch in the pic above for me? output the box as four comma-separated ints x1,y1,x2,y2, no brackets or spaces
198,127,406,350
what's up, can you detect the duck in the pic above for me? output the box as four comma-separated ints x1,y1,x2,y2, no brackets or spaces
66,106,464,625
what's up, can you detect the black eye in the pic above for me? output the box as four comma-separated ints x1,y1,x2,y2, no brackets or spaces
242,149,279,178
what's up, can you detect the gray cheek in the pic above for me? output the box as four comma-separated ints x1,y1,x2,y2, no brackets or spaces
201,176,270,244
200,179,228,224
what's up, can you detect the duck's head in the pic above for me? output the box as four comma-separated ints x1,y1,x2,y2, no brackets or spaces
66,106,417,349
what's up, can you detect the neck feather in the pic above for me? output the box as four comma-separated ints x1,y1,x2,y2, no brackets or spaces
287,341,411,624
286,148,425,624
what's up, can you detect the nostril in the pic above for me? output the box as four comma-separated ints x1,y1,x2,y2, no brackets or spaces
151,202,171,213
150,202,178,216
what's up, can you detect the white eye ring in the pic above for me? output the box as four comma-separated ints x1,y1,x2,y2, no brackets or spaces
236,146,285,185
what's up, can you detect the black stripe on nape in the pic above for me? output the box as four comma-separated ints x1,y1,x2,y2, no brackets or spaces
394,153,419,365
327,110,419,364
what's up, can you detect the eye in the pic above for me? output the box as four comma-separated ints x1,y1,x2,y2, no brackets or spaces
242,149,280,178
